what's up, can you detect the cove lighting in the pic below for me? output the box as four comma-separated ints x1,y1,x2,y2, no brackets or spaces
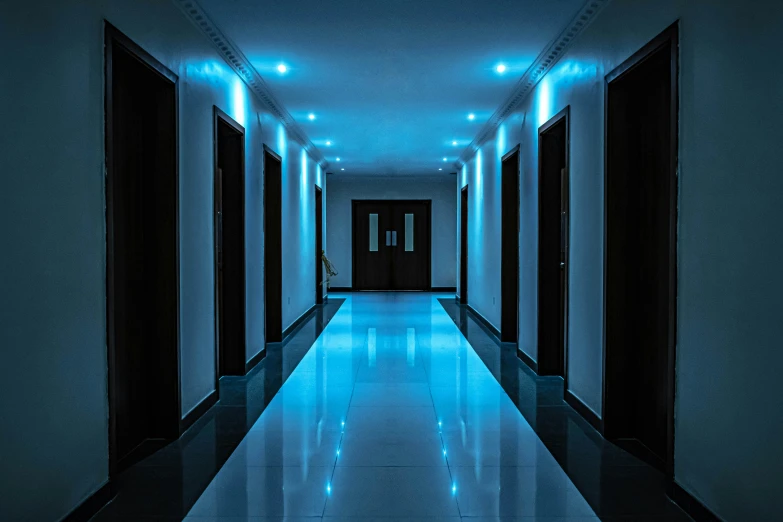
308,113,316,120
277,63,288,74
495,63,507,73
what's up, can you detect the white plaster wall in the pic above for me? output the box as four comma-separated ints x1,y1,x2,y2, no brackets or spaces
326,176,457,289
0,0,322,519
460,0,783,519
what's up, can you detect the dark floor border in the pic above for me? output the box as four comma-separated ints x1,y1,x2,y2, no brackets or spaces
328,286,352,292
516,347,539,373
466,304,501,338
431,286,457,292
244,347,267,374
564,388,604,434
670,482,723,522
282,304,317,341
179,389,218,435
61,481,114,522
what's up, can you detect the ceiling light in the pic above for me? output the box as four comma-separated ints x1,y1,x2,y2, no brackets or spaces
468,113,476,121
308,113,315,120
439,168,443,171
326,140,332,146
341,168,345,171
442,157,448,162
495,63,507,74
336,157,341,161
452,140,458,146
277,63,288,74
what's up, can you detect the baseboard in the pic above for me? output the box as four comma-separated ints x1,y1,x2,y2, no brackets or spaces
244,347,266,374
282,304,316,341
431,286,457,293
466,304,501,338
328,286,352,292
516,347,539,373
564,388,604,434
60,480,114,522
179,389,218,435
670,482,724,522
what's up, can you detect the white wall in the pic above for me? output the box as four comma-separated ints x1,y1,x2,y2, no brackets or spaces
459,0,783,519
0,0,322,519
326,176,457,289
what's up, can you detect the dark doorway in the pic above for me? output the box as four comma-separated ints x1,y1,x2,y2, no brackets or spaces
459,186,469,304
353,200,431,291
104,23,180,476
264,147,283,343
501,148,520,343
603,23,678,475
537,107,570,378
315,185,324,304
213,107,246,378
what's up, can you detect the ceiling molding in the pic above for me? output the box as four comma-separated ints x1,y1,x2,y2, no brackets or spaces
172,0,329,170
455,0,611,168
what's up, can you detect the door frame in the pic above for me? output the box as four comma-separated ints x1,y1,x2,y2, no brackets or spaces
351,199,432,291
601,22,679,478
263,145,283,342
104,21,181,480
500,146,520,343
459,185,469,304
212,105,246,385
537,106,570,382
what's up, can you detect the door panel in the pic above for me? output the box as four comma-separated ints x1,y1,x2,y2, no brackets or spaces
354,201,393,290
390,201,430,290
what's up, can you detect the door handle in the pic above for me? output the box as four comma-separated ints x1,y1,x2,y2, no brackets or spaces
386,231,391,246
392,231,397,246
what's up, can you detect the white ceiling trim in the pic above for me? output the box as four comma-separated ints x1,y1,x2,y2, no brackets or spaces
172,0,329,169
455,0,612,169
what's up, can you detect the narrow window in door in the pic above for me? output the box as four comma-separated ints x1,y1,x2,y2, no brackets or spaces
369,213,378,251
405,213,414,251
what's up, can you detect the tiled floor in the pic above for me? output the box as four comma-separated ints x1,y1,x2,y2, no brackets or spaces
183,293,601,521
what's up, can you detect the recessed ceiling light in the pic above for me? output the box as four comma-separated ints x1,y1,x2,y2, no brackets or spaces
468,113,476,121
277,63,288,74
439,168,443,171
308,113,315,120
495,63,507,74
442,157,448,162
452,140,458,146
341,168,345,171
326,140,332,146
336,157,341,162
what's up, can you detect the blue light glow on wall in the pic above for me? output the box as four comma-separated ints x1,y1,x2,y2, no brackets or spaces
497,123,508,159
538,75,552,127
232,79,246,127
276,123,287,161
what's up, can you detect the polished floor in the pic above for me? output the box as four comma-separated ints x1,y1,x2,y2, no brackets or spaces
93,292,691,521
183,293,599,521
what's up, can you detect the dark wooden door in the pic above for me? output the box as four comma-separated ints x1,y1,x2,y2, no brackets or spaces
353,200,431,291
604,25,678,474
315,185,324,304
214,107,245,377
538,108,569,378
353,201,393,290
460,186,468,304
389,201,430,290
501,149,520,343
105,24,179,476
264,147,283,342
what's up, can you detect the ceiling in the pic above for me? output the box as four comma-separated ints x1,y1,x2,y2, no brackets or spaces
199,0,585,176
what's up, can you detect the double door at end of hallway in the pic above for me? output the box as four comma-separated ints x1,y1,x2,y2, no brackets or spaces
353,200,431,291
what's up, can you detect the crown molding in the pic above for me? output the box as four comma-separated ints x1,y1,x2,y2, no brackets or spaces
455,0,611,168
172,0,329,170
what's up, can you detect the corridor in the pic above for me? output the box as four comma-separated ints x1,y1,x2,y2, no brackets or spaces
185,293,596,520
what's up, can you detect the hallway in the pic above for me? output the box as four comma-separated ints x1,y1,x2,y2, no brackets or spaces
185,293,597,520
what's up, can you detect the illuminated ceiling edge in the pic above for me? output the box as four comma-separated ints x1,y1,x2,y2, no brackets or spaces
455,0,612,169
172,0,329,170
